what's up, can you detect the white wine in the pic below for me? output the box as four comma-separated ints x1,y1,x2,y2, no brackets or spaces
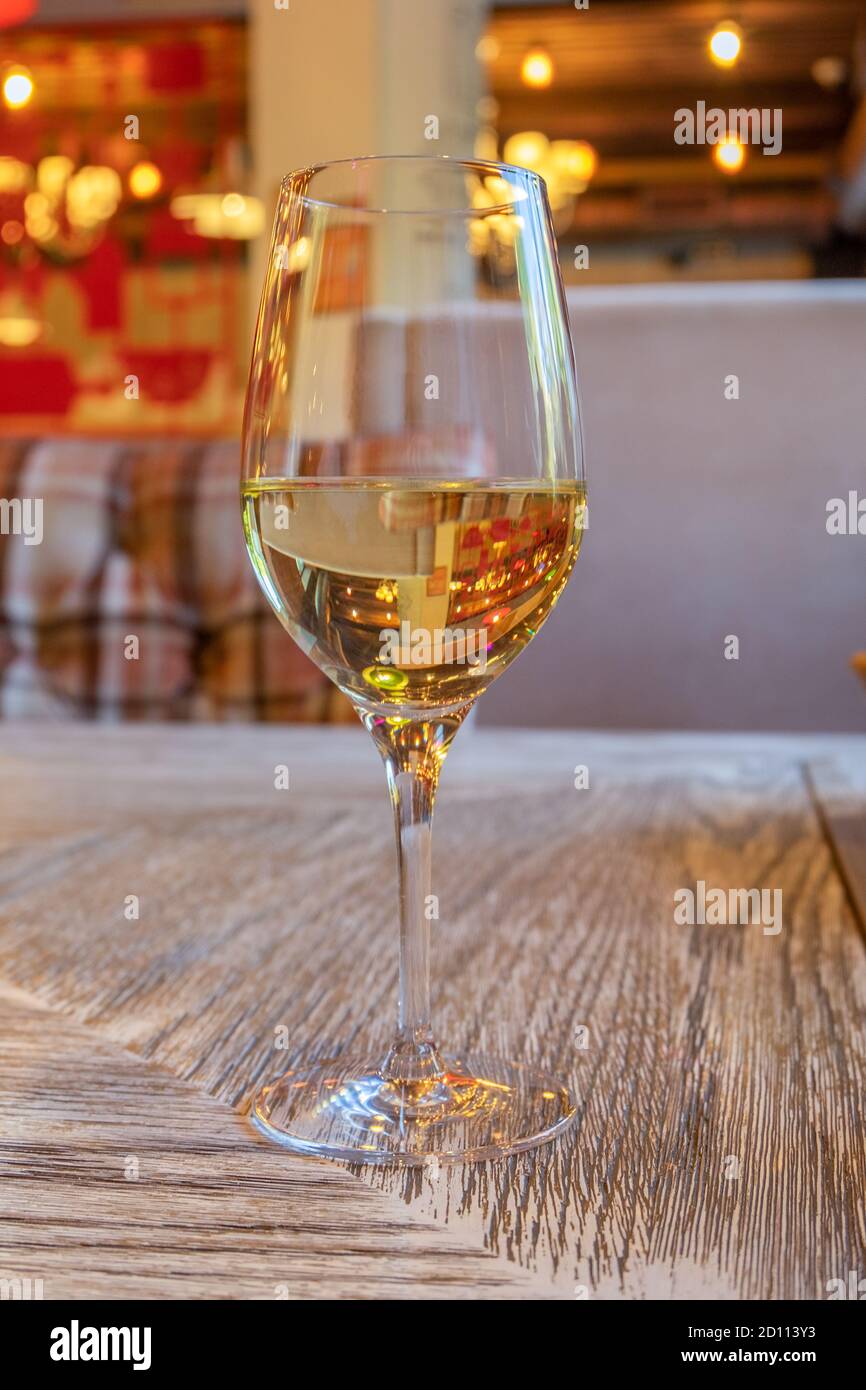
242,479,585,712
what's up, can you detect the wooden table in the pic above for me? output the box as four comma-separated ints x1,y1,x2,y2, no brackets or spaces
1,723,865,1301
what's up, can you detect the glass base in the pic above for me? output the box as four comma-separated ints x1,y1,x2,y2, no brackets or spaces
251,1053,577,1165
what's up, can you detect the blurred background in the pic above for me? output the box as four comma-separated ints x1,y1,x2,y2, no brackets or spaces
0,0,863,730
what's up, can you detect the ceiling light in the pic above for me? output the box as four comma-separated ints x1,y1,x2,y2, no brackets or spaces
549,140,597,191
709,23,742,67
503,131,550,171
714,135,746,173
521,48,554,89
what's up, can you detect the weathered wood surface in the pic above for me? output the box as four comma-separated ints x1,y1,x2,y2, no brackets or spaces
1,724,865,1300
806,757,866,942
0,983,529,1300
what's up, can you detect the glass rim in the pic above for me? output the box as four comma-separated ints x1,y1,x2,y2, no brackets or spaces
279,153,545,218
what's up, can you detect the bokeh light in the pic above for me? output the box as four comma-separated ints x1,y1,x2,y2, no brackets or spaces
521,48,553,88
3,68,34,109
128,161,163,199
709,25,742,67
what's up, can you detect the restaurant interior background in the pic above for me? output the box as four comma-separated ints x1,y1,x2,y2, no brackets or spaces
0,0,863,732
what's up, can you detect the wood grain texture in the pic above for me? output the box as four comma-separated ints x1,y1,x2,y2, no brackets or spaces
0,984,537,1300
1,725,865,1300
806,757,866,940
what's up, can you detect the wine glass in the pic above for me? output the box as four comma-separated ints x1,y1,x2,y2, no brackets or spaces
241,155,585,1164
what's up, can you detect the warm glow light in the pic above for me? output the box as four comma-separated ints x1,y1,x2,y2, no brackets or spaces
484,172,521,206
521,48,553,88
66,165,123,229
3,68,34,109
37,155,73,199
486,211,521,245
709,24,742,67
0,289,41,346
503,130,550,171
25,191,58,242
0,156,31,192
27,217,57,243
276,236,311,274
0,315,40,346
1,219,23,244
171,191,265,240
714,135,746,173
128,160,162,199
549,139,597,191
500,133,596,216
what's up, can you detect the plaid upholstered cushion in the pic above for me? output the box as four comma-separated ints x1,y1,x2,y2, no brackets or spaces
0,438,335,721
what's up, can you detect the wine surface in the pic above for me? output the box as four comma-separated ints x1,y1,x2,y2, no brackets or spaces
242,479,585,712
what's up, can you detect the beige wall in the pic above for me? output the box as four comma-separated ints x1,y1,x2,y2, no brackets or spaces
478,281,866,733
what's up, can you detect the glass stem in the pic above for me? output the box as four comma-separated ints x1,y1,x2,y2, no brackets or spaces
384,762,440,1080
363,709,469,1085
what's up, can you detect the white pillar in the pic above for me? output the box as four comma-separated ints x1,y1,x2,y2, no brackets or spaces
249,0,488,305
